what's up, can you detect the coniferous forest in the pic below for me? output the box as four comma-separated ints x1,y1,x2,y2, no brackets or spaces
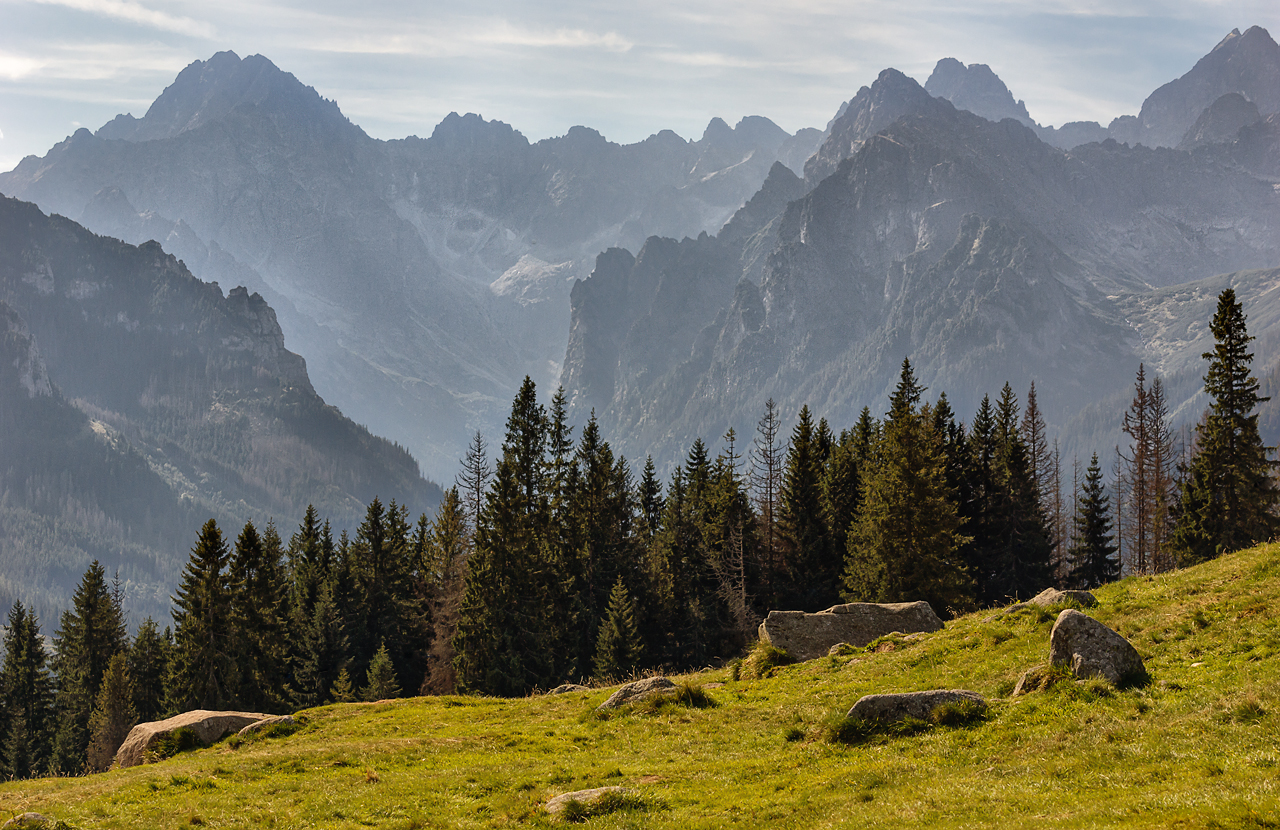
0,288,1276,779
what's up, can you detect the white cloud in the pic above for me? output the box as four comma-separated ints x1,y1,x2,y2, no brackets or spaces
28,0,215,38
0,53,44,79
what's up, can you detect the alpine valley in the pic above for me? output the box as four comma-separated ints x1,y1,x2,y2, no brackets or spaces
3,26,1280,619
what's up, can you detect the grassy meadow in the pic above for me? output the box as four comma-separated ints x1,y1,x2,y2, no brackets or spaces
4,542,1280,828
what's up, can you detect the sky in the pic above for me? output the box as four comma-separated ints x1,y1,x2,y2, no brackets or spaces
1,0,1278,173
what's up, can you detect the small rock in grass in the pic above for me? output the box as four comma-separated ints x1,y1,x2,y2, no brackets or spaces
1050,609,1147,686
597,677,676,710
847,690,987,723
2,815,63,830
237,715,296,737
546,786,632,815
828,642,858,656
548,684,589,695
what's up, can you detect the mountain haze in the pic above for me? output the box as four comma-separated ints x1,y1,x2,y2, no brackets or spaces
0,52,823,479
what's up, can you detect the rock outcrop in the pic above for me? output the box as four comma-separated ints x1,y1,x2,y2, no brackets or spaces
758,602,943,661
236,715,296,737
1049,609,1147,686
546,787,633,815
847,690,987,723
596,677,677,711
549,684,589,695
994,587,1098,618
114,710,273,768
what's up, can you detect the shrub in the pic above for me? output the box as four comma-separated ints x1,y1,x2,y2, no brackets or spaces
560,789,648,823
929,699,988,728
150,727,204,761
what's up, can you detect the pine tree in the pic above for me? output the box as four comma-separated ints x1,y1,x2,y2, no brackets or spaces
423,487,470,694
592,578,643,681
85,652,136,773
51,560,128,774
779,405,835,610
985,384,1053,602
289,581,348,708
821,431,861,576
750,398,785,603
1068,453,1119,588
329,667,356,703
708,429,757,643
168,519,237,713
361,642,402,701
638,456,665,539
229,521,288,712
1171,289,1280,564
1119,364,1153,574
1021,382,1051,503
127,617,170,723
457,431,493,537
1,602,54,779
844,360,973,614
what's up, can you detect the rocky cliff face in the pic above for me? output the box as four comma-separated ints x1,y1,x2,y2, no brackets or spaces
0,194,438,622
561,67,1280,469
925,58,1034,127
0,51,821,479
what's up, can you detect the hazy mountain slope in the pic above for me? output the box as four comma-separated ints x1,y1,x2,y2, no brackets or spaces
0,52,820,480
0,195,439,622
561,69,1280,469
924,58,1035,127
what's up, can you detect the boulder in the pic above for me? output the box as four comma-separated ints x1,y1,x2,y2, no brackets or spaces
2,815,57,830
546,786,632,815
1050,609,1147,686
236,715,296,737
113,710,272,768
988,588,1097,620
758,602,943,661
596,677,677,710
548,683,589,695
847,690,987,723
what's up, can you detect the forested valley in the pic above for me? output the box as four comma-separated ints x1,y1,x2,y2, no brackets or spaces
0,288,1275,780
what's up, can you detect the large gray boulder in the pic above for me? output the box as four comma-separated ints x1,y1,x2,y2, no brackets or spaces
847,690,987,723
596,677,677,710
114,710,273,768
758,602,943,661
1050,609,1147,686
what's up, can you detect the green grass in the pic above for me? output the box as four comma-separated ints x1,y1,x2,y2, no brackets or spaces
6,542,1280,828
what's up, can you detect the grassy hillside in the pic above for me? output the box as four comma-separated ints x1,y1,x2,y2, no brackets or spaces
5,542,1280,828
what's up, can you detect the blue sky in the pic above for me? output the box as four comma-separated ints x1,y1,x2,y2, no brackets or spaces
1,0,1277,172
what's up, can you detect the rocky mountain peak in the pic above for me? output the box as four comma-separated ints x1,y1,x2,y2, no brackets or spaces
1179,92,1262,149
925,58,1034,127
95,50,357,143
804,68,950,183
1114,25,1280,148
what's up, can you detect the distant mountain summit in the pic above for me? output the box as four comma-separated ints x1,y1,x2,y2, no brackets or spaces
924,58,1034,127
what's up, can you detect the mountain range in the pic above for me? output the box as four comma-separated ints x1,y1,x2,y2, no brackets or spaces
1,26,1278,542
0,51,822,479
0,194,439,623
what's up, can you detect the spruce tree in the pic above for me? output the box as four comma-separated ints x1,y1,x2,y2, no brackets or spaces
639,456,665,539
1068,453,1119,588
230,521,289,712
168,519,237,712
51,560,127,773
457,431,493,536
85,652,136,773
329,666,356,703
779,405,835,610
1171,289,1279,564
750,399,785,602
821,431,861,576
593,578,643,681
361,642,401,701
844,360,973,614
127,617,170,723
1,602,54,779
423,487,470,694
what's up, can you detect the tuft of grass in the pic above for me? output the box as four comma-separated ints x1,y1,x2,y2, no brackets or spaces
741,642,794,679
928,699,988,728
149,727,204,761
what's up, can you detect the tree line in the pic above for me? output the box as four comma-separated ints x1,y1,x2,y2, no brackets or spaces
0,288,1274,778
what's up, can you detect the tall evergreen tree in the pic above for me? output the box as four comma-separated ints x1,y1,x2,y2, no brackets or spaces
361,641,402,701
1171,289,1280,563
821,430,861,577
85,651,136,773
750,398,785,603
779,405,835,610
457,431,493,536
454,377,561,695
423,487,470,694
127,617,170,723
229,521,289,712
1,602,54,779
168,519,237,712
51,560,127,773
638,456,665,539
1068,453,1119,588
844,360,973,614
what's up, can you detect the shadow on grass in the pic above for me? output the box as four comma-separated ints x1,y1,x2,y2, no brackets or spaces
820,698,989,746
